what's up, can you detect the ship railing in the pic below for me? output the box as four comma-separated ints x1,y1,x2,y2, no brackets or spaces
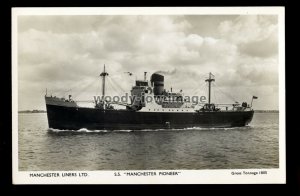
108,101,131,107
76,100,95,103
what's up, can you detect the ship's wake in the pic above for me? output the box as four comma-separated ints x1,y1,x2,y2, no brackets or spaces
184,126,252,130
47,126,251,134
48,128,121,133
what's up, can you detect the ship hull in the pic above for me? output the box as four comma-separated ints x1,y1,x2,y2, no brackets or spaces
46,104,254,130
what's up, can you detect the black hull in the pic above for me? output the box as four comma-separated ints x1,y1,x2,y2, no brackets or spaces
46,104,254,130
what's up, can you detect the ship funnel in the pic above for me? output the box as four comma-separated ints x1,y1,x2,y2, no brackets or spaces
150,73,164,95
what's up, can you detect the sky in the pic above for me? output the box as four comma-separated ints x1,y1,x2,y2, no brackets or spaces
17,15,280,110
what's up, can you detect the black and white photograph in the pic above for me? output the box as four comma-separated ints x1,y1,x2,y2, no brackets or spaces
12,7,285,184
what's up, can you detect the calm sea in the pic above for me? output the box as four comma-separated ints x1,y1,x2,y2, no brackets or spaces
18,113,279,171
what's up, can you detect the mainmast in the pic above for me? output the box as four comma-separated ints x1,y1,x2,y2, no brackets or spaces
205,72,215,105
100,64,109,100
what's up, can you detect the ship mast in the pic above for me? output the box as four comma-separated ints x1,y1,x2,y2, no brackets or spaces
100,64,109,100
205,72,215,105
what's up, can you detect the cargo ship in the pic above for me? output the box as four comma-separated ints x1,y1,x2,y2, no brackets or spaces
45,66,255,130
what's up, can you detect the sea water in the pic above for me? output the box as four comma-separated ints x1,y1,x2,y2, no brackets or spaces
18,113,279,170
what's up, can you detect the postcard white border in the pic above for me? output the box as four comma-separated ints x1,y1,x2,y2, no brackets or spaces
12,7,285,184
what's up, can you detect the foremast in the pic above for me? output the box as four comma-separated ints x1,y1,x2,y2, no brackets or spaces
100,64,109,99
95,65,110,109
